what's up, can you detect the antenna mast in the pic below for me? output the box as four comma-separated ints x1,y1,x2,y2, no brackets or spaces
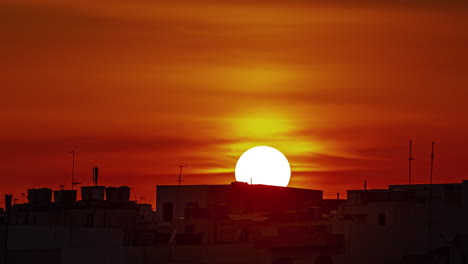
69,150,76,190
68,149,80,190
93,167,99,186
177,164,188,185
176,164,188,220
428,141,435,249
430,142,435,185
408,140,414,186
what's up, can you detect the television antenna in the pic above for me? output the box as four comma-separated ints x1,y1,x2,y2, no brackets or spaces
177,164,188,185
428,141,436,249
68,149,81,190
430,142,435,185
408,140,414,186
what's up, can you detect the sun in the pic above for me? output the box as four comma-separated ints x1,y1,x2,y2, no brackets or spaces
235,146,291,187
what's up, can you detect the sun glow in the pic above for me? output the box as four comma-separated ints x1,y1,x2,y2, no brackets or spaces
235,146,291,187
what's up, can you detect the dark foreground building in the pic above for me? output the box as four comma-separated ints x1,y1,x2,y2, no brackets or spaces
156,182,324,221
0,185,157,264
3,181,468,264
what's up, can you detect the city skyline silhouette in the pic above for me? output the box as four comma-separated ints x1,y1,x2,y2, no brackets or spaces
1,1,468,263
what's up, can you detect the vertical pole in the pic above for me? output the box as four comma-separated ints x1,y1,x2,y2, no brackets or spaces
407,140,413,255
430,142,435,186
408,140,413,186
428,142,435,249
70,150,75,190
177,164,187,185
176,164,187,220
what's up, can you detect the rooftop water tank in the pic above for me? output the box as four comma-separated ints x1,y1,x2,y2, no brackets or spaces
81,186,105,201
28,188,52,204
54,190,77,204
118,186,131,202
105,187,119,202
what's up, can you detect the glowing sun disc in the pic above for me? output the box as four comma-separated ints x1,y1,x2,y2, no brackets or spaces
235,146,291,187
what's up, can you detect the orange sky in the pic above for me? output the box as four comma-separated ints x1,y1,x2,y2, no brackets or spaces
2,0,468,208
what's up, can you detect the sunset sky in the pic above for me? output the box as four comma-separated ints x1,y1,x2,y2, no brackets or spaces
2,0,468,207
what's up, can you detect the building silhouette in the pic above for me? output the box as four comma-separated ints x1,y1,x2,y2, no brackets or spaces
2,180,468,263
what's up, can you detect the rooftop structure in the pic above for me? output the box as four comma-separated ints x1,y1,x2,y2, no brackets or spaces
156,182,324,222
4,180,468,264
